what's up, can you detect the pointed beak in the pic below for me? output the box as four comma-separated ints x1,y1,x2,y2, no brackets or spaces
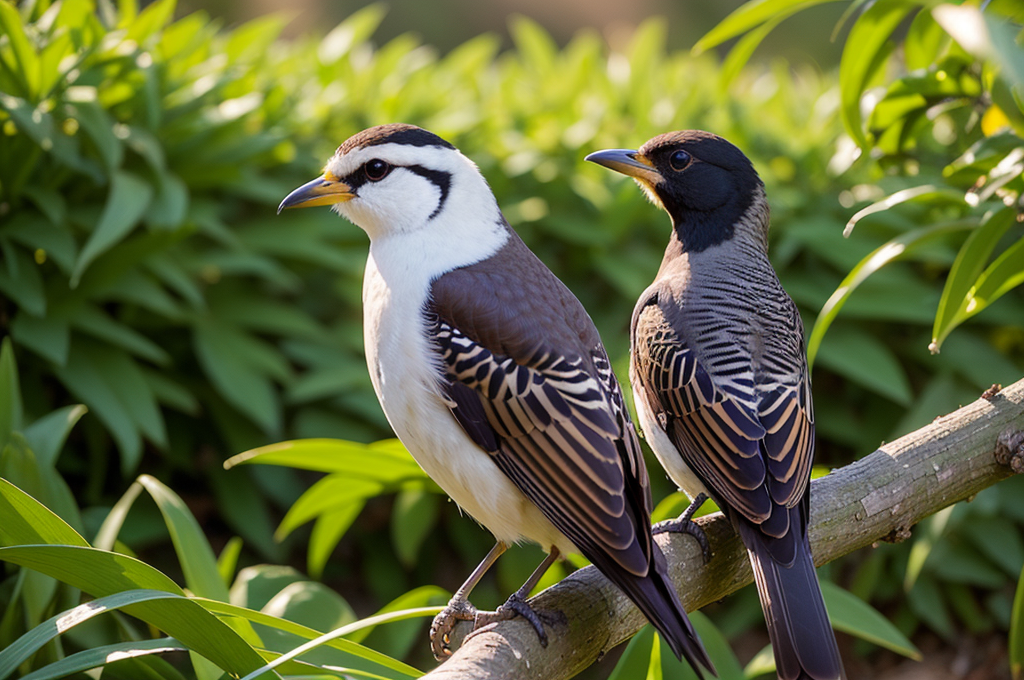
278,174,354,214
585,149,662,185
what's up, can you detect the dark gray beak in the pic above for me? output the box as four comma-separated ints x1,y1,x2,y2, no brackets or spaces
585,149,662,184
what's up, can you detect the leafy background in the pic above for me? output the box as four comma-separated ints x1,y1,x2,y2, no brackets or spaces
1,0,1023,678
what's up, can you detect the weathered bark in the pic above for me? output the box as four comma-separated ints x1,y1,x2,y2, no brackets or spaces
422,378,1024,680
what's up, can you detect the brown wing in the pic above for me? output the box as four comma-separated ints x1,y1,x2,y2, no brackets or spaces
432,316,653,576
632,298,813,539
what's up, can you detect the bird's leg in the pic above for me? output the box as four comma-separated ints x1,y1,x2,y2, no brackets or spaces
653,492,712,563
430,541,508,660
468,547,561,647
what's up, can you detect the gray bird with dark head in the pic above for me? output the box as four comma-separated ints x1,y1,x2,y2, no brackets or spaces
587,131,846,680
279,123,714,675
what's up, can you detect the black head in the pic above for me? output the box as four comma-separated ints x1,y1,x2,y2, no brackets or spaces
586,130,765,252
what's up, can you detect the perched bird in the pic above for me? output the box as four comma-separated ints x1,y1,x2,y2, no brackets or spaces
278,123,713,673
587,131,845,680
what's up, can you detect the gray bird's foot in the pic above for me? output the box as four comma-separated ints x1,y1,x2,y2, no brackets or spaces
652,492,712,563
430,597,478,661
466,591,563,648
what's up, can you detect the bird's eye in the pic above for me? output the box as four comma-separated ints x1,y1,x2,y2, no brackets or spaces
364,159,391,182
669,149,691,171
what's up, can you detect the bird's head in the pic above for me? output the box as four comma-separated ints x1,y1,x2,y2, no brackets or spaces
586,130,767,253
279,124,497,241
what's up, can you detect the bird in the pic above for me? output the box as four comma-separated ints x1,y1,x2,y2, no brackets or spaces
587,131,846,680
278,123,714,674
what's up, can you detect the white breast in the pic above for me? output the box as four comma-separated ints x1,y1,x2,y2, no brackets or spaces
361,227,571,554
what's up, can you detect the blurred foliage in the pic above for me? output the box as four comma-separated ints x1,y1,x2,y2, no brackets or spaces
1,0,1024,678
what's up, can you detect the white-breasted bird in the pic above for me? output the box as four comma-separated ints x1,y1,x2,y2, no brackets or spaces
587,131,845,680
278,123,713,673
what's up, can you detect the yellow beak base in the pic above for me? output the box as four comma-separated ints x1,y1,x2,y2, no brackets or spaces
278,176,354,213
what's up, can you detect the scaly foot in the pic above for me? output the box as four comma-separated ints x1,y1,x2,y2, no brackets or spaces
652,492,712,563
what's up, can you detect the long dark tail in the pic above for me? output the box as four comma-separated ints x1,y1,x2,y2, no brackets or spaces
737,519,845,680
610,543,716,679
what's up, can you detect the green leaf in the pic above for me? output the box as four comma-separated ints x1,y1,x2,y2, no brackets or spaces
693,0,842,55
719,14,787,90
646,632,662,680
0,338,23,454
145,172,190,230
671,611,744,680
839,0,923,149
67,98,123,173
0,477,89,548
52,343,142,470
843,185,966,236
22,405,87,467
262,580,356,632
308,502,364,579
344,586,448,644
608,624,655,680
193,320,284,435
905,505,955,590
0,93,90,176
19,638,186,680
953,236,1024,338
68,303,171,365
815,326,913,405
126,0,176,43
318,4,387,63
278,475,378,540
0,589,184,677
932,207,1017,352
0,246,46,317
390,488,440,569
907,573,955,639
195,598,425,679
226,439,425,480
9,312,70,365
807,219,974,366
1010,563,1024,680
78,341,167,448
217,536,244,587
965,515,1024,579
0,546,267,676
744,644,776,678
0,1,40,98
820,580,921,659
137,475,230,602
93,479,143,551
72,171,154,287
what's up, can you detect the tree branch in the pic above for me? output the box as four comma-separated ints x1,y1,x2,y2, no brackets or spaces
422,378,1024,680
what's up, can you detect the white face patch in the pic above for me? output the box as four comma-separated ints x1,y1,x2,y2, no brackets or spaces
324,142,497,242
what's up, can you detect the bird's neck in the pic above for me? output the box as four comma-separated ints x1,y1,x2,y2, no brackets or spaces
662,191,770,268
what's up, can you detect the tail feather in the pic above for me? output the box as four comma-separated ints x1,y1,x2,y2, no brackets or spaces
738,520,844,680
611,544,716,679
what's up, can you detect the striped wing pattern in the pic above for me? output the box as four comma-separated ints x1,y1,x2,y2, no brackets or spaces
433,317,652,576
633,303,813,539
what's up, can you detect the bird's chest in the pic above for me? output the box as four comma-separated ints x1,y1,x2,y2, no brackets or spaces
362,257,443,435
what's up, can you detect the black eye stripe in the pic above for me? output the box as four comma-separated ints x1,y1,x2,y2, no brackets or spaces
340,164,453,220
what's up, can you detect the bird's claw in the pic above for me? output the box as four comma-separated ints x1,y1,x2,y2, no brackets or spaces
652,492,712,563
430,598,478,661
431,592,562,661
468,591,556,648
